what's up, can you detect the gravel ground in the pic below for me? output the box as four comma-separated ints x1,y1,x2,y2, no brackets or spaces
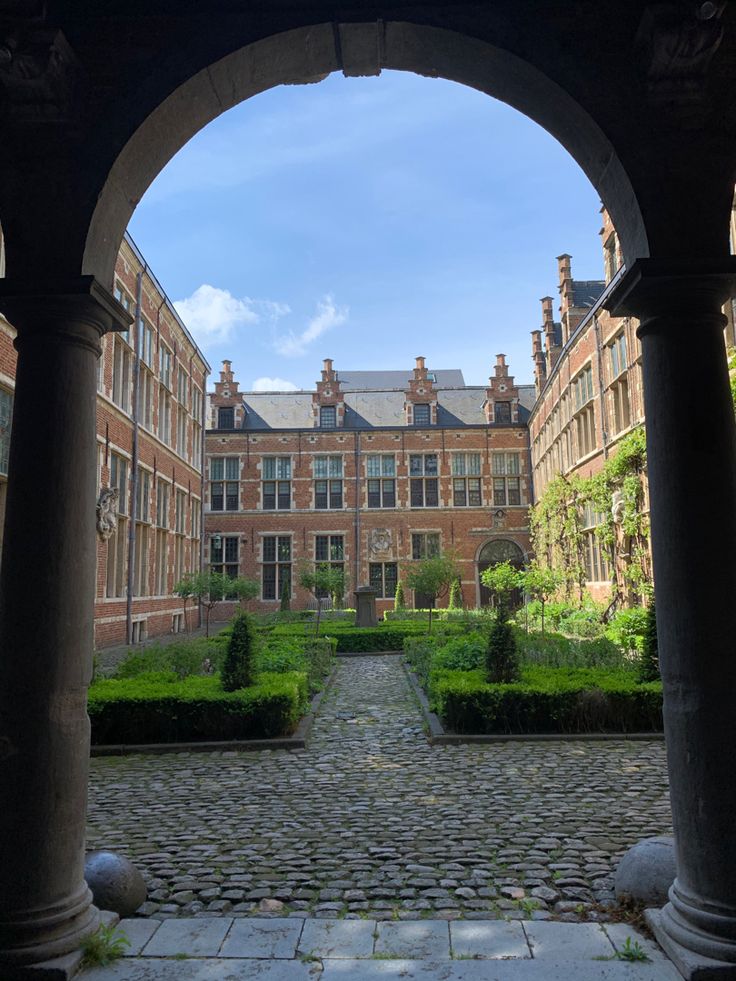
87,655,672,921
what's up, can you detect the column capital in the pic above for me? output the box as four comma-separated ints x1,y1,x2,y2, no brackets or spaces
0,275,132,337
604,257,736,324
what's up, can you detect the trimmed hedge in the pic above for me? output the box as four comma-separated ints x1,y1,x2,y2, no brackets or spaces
88,671,308,744
270,621,465,652
430,666,663,734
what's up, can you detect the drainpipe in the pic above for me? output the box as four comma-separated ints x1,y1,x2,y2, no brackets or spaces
353,431,361,591
125,269,144,644
199,368,207,629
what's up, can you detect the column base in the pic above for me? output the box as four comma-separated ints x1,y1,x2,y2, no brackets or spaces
0,911,118,981
647,910,736,980
0,884,100,968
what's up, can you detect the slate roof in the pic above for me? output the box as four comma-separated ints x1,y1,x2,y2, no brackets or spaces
337,369,465,389
234,383,536,431
571,280,606,308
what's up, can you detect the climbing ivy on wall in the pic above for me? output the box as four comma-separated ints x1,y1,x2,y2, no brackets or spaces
530,427,651,606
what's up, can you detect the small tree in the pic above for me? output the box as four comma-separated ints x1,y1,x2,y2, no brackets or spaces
448,578,463,610
280,577,291,612
394,580,406,612
298,562,346,636
520,562,561,634
480,561,522,614
221,611,258,691
230,576,259,608
639,598,660,682
173,573,197,633
173,570,224,637
404,552,461,632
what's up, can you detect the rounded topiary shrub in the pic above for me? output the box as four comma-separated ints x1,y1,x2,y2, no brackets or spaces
221,612,258,691
485,605,520,684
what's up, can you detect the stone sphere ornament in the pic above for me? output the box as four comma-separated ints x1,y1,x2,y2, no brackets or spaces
614,835,676,907
84,850,147,917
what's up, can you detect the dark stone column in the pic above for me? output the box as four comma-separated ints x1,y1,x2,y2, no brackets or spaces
608,259,736,975
0,279,129,969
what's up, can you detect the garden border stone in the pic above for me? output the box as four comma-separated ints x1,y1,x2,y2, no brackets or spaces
403,663,665,744
89,666,337,757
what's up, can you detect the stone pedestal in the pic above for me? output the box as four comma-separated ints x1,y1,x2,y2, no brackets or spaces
0,279,129,971
608,259,736,976
354,587,378,627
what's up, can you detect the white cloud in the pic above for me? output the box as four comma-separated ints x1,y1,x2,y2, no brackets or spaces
174,285,290,349
275,294,348,357
252,376,299,392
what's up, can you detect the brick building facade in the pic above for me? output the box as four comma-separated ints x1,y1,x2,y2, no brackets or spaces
0,231,210,648
205,355,535,617
528,210,648,601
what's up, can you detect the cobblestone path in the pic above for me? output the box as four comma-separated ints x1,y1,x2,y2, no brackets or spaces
87,655,672,921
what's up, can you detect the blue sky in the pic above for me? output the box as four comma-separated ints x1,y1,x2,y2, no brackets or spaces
129,70,605,391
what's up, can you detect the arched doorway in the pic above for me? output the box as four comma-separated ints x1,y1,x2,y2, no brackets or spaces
477,538,524,607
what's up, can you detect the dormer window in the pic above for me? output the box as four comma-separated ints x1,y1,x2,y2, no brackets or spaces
413,404,430,427
320,405,337,429
494,402,511,424
218,406,234,429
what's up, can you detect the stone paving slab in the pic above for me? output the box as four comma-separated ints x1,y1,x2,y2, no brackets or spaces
449,919,530,959
373,921,451,959
81,960,320,980
220,917,304,958
523,920,616,959
119,918,162,955
88,656,672,921
299,919,376,958
603,921,668,961
79,919,680,981
142,916,232,957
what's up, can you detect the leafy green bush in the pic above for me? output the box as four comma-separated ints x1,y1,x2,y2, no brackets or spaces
222,612,258,691
516,629,633,670
638,601,659,682
114,637,225,680
431,666,663,734
605,606,649,654
89,672,308,744
394,581,406,611
486,611,520,683
525,599,606,637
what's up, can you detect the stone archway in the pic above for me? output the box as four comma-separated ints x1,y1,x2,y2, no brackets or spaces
476,538,525,607
1,6,736,974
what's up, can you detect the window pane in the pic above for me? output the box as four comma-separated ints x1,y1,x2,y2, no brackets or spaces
320,405,336,428
316,535,328,561
507,477,521,505
263,537,276,562
278,537,291,560
492,454,505,476
263,458,275,479
424,455,438,476
506,454,520,475
315,480,328,508
384,563,398,597
211,483,224,510
413,404,430,426
211,538,223,563
369,564,383,594
383,480,395,507
382,456,395,476
453,479,466,507
329,457,342,477
366,455,380,477
314,456,328,478
224,537,238,563
367,479,381,508
409,455,423,476
330,480,342,508
410,479,424,507
495,402,511,423
225,457,239,479
493,479,506,506
468,478,482,506
277,458,291,479
218,406,234,428
452,455,465,476
425,479,438,507
263,482,275,509
277,482,291,509
263,564,276,599
427,534,440,557
468,453,481,476
330,536,344,561
412,534,423,560
226,482,238,510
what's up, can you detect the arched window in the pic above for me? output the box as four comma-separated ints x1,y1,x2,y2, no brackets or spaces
478,539,524,607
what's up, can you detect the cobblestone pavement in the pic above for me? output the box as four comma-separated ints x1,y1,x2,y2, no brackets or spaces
87,655,672,922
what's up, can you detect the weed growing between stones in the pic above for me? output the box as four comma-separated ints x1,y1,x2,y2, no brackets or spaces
80,923,130,968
